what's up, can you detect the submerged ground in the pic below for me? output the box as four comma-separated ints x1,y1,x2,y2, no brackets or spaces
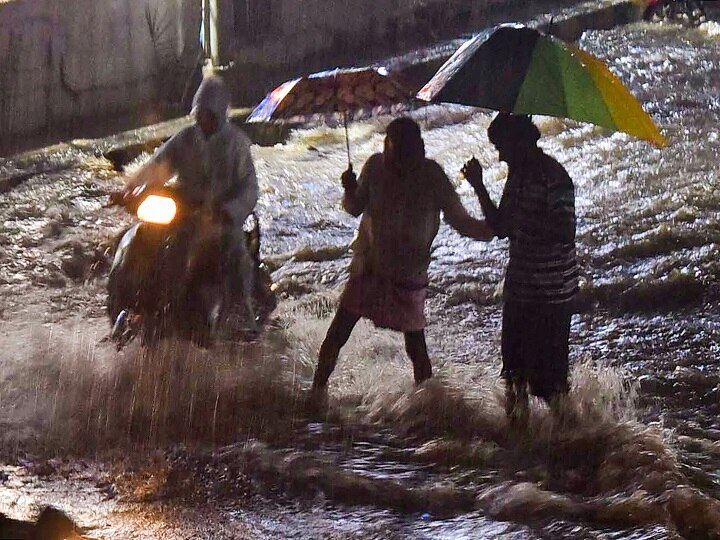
1,16,720,540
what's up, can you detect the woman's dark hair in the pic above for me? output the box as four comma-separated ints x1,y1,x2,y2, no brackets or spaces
385,117,425,171
487,113,541,147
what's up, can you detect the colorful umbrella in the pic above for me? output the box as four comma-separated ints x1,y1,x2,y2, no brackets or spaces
417,24,667,147
247,67,415,166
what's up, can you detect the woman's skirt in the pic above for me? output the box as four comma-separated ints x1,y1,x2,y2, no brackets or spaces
340,271,427,332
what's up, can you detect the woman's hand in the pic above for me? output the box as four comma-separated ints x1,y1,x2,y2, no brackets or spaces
461,157,484,190
341,164,357,190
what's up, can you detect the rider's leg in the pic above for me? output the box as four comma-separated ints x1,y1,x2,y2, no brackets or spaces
226,220,257,331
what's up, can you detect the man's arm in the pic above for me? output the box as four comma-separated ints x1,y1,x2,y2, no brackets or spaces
219,135,258,222
462,158,509,239
125,136,179,194
433,162,493,241
543,163,575,244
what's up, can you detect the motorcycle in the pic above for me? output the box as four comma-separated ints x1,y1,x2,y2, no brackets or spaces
643,0,707,25
106,185,277,348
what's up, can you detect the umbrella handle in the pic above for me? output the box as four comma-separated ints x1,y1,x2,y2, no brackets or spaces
343,111,351,168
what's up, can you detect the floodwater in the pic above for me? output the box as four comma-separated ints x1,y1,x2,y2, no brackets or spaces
2,14,720,540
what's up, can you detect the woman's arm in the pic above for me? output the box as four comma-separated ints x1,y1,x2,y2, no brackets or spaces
435,161,493,241
342,156,376,217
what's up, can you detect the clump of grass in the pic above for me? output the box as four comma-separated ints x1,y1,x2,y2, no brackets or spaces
580,270,707,313
609,222,720,262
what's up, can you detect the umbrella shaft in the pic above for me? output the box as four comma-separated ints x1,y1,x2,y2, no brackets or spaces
343,112,351,167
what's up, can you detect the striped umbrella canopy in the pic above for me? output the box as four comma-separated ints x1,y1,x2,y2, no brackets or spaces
417,24,667,147
247,67,415,165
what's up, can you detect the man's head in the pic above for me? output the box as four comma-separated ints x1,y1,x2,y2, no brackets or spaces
192,76,230,137
487,113,540,164
384,117,425,173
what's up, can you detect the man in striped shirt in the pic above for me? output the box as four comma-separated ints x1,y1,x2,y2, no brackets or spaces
463,113,578,424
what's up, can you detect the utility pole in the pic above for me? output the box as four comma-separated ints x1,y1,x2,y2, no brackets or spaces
202,0,219,69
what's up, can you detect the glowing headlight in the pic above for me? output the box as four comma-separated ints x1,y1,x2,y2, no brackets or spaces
136,195,177,225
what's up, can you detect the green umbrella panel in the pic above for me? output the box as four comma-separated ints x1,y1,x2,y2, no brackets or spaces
417,25,667,147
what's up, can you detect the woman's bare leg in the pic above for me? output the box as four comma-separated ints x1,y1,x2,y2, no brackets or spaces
311,307,361,391
404,330,432,384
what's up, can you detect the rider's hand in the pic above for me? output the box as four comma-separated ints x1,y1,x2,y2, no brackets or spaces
108,190,126,206
108,185,141,207
461,157,484,190
341,165,357,191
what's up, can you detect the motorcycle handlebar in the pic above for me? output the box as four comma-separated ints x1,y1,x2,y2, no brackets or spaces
105,185,203,218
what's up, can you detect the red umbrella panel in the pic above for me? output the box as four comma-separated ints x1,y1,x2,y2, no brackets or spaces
248,67,413,121
247,67,415,165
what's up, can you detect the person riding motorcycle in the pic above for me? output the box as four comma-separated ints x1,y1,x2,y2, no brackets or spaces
125,75,259,332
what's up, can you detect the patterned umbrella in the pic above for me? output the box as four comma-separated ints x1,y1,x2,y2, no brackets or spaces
417,24,667,147
247,67,415,165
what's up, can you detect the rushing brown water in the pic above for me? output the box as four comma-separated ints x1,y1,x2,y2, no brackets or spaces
1,15,720,540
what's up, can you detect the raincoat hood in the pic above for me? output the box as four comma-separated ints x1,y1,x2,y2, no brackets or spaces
192,76,230,124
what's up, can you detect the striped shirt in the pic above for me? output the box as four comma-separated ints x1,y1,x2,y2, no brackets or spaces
495,150,578,304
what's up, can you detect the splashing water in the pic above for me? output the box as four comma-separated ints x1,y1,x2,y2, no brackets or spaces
2,16,720,540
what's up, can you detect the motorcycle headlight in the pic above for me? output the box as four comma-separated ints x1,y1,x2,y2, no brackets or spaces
136,195,177,225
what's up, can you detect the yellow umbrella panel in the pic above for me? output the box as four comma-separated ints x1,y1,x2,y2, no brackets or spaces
418,25,668,147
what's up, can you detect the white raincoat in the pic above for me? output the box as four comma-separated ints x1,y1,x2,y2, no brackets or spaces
127,76,258,325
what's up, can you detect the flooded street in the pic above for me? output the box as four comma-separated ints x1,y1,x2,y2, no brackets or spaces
2,12,720,540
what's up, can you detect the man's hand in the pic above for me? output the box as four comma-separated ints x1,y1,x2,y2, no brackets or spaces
461,157,484,190
341,165,357,191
